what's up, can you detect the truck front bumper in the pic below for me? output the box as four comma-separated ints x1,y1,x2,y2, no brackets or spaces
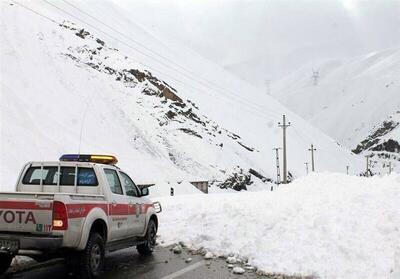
0,233,63,255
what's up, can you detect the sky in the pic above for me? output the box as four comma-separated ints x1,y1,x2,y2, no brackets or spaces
115,0,400,69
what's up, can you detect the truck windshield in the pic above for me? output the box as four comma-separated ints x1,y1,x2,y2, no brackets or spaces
22,166,98,186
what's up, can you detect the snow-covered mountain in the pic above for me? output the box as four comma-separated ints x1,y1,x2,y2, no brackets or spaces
270,48,400,174
0,1,362,190
224,41,366,87
271,48,400,148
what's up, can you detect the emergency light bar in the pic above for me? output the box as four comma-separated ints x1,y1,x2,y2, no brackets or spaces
59,154,118,165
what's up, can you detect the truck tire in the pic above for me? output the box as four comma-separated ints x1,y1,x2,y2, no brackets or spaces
137,219,157,256
77,233,105,279
0,254,13,275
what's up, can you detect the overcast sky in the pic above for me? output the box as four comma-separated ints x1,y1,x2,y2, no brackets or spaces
115,0,400,67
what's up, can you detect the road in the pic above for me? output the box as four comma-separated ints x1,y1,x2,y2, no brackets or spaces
2,245,267,279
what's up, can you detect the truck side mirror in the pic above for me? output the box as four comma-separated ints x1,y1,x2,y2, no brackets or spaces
141,187,149,196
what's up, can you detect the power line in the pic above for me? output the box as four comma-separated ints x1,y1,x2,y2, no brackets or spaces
10,0,57,23
13,0,195,91
78,101,90,154
47,0,286,120
59,0,229,94
45,0,284,119
13,0,281,122
42,0,206,87
291,126,314,146
62,0,194,75
292,126,333,154
63,0,253,100
290,126,308,145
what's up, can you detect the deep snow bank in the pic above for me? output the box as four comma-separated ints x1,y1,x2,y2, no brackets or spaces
157,173,400,279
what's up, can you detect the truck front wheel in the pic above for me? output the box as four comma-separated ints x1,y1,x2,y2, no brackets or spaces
137,219,157,256
0,254,13,275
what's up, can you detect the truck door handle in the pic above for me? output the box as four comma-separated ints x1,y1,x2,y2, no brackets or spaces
112,200,117,206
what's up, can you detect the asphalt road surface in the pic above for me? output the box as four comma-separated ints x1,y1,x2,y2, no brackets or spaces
2,245,268,279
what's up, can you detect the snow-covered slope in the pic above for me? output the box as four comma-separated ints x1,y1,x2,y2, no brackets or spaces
353,111,400,174
0,1,362,190
271,48,400,149
224,42,365,87
354,111,400,154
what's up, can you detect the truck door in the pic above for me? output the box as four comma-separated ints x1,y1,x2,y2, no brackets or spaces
104,169,129,241
118,172,146,236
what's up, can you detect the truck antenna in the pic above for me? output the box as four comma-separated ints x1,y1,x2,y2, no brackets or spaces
78,101,91,155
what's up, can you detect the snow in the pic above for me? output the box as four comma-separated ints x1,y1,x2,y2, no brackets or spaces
232,266,245,274
147,181,203,199
271,48,400,150
157,173,400,279
0,1,363,191
204,252,214,259
0,2,399,279
375,112,400,146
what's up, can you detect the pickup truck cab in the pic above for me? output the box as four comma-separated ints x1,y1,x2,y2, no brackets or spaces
0,154,161,278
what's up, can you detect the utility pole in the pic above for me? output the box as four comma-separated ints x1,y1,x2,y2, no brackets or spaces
389,162,392,175
278,115,291,184
304,162,309,174
308,144,316,172
312,70,319,86
365,155,371,177
272,148,282,186
346,165,349,175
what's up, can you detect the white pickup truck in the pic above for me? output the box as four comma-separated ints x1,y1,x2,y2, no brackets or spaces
0,154,161,278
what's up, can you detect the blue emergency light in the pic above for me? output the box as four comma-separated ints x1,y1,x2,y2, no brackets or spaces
59,154,118,165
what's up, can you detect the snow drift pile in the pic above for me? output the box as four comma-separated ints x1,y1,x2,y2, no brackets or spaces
157,173,400,279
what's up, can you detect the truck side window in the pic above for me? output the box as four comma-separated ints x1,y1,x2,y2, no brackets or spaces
60,167,75,186
104,169,123,195
22,166,99,187
119,172,139,197
22,167,58,185
78,168,98,186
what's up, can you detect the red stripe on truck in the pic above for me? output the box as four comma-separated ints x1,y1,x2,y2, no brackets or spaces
66,204,108,218
109,204,129,216
0,201,52,210
66,203,135,218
